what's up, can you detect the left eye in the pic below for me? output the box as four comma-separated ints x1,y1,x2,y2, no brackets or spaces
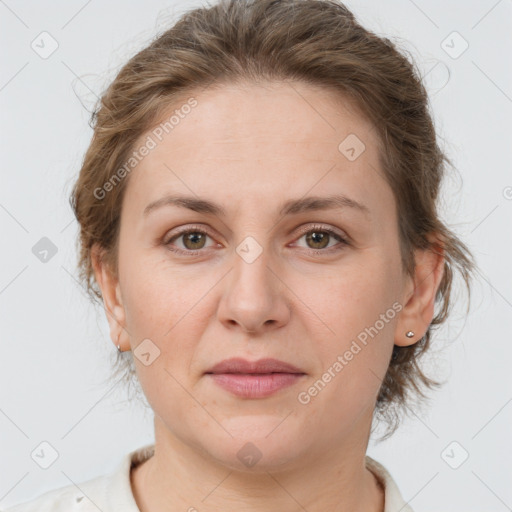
294,227,346,251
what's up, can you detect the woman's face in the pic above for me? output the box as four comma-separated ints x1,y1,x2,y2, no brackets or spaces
100,81,418,470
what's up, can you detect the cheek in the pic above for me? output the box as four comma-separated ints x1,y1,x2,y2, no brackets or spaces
300,254,399,337
118,244,180,338
297,253,400,392
119,249,219,356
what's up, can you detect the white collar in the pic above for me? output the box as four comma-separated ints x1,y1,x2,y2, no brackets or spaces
7,444,413,512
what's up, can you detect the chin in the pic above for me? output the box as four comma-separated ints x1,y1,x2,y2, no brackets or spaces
199,416,309,472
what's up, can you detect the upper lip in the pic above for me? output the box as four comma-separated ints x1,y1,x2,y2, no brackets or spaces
205,357,305,374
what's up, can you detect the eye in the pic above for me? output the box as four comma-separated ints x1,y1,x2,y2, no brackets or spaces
163,224,349,256
292,224,348,254
164,227,217,255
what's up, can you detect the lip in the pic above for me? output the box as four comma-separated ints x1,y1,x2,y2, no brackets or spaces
206,357,305,375
205,358,306,398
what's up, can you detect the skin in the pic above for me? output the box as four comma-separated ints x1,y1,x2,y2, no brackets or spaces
93,80,444,512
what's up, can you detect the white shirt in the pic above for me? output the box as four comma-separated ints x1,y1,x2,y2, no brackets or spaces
5,444,413,512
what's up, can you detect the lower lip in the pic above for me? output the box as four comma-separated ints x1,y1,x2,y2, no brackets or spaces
207,373,305,398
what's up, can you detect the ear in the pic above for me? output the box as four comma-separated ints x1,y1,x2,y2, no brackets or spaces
91,243,128,351
394,236,445,347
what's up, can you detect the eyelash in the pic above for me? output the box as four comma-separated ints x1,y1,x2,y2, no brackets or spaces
163,224,349,257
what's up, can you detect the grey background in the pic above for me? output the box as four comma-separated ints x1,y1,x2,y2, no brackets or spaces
1,0,511,510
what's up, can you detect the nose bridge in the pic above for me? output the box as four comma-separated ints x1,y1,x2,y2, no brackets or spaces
217,231,289,332
231,233,276,305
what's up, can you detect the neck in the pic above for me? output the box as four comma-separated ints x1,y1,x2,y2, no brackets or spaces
131,415,384,512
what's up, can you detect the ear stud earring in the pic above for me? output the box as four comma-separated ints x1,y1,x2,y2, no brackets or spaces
405,331,415,338
116,332,122,352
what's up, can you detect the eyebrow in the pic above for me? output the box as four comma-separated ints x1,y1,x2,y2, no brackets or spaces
143,193,371,219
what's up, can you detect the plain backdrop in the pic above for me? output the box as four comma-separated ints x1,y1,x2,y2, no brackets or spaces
1,0,511,510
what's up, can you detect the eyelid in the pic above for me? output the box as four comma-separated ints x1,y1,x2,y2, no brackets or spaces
164,223,211,240
293,223,348,241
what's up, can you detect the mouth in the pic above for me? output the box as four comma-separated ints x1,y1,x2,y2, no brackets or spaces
205,358,306,398
205,373,306,398
205,357,305,375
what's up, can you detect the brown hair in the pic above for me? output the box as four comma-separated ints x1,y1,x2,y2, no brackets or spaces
70,0,476,439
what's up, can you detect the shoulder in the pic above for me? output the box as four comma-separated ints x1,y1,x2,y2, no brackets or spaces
4,444,155,512
365,455,414,512
3,475,109,512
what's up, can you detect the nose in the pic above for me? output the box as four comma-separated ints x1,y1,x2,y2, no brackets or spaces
216,241,291,334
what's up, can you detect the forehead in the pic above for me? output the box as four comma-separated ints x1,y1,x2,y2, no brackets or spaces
152,81,377,151
122,81,391,220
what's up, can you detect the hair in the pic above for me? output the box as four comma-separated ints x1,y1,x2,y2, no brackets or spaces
70,0,476,440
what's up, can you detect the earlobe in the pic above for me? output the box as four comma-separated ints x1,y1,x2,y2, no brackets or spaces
394,240,445,347
91,243,128,351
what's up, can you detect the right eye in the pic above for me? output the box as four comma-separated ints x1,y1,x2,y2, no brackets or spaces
164,227,218,255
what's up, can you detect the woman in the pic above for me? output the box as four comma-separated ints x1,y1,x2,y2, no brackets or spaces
6,0,475,510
